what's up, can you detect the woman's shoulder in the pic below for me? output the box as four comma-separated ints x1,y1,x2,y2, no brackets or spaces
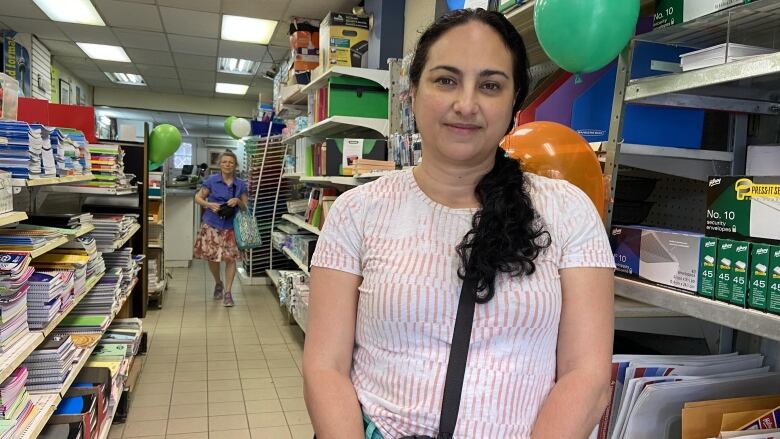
203,173,220,183
336,169,413,205
524,173,599,221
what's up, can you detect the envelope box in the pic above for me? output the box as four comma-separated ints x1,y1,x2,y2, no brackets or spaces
706,176,780,243
654,0,756,29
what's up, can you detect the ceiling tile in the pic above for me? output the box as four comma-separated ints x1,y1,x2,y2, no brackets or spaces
0,16,70,41
118,0,155,3
168,34,217,56
286,0,355,20
136,64,178,79
114,29,169,50
216,72,252,85
157,0,220,13
67,64,105,76
159,7,219,39
146,77,181,88
58,23,120,45
181,89,214,97
94,61,140,74
52,55,94,69
73,70,111,82
94,0,163,32
40,39,85,57
217,41,267,62
222,0,290,20
173,53,215,70
182,82,215,92
125,48,174,66
269,21,290,46
264,46,290,64
181,69,216,82
0,0,49,20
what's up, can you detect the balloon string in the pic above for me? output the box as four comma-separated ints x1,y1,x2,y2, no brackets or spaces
574,73,583,84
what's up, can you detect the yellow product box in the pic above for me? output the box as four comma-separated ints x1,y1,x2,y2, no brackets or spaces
319,12,370,68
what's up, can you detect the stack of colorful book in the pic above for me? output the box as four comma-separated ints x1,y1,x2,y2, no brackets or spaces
49,128,91,177
70,144,134,191
25,271,69,330
103,249,135,297
0,121,43,180
73,267,122,316
0,367,36,438
89,214,138,252
32,254,91,310
0,229,63,253
22,334,77,393
0,253,32,352
56,237,105,284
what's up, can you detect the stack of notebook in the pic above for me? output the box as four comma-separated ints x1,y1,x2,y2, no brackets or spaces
70,144,134,191
24,213,93,231
0,229,64,253
101,318,142,357
103,249,136,297
49,129,91,177
22,334,77,393
0,367,36,438
72,267,123,316
57,129,91,175
0,121,43,180
0,253,33,352
56,237,105,284
26,271,69,330
54,314,110,335
88,215,138,252
32,254,91,309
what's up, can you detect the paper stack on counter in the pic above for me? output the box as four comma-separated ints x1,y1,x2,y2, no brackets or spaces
594,353,780,439
22,334,77,393
0,121,43,180
0,367,36,438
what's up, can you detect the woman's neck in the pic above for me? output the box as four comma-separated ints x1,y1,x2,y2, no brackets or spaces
413,155,493,209
221,172,234,182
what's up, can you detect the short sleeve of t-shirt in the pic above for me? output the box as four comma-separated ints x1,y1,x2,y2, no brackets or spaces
236,178,248,197
557,185,616,270
201,174,217,193
310,189,364,276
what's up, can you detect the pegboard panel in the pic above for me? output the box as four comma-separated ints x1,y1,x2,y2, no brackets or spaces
623,169,708,232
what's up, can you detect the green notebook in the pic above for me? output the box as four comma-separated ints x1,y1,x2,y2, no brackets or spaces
60,315,109,327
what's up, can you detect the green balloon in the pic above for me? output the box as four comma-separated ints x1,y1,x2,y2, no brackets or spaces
149,124,182,163
149,160,165,170
534,0,639,74
224,116,238,138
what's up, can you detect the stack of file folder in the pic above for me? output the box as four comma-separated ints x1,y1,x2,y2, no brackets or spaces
26,271,69,330
22,334,77,393
88,214,138,252
0,229,64,253
70,144,134,191
0,367,36,438
0,253,32,352
0,121,43,180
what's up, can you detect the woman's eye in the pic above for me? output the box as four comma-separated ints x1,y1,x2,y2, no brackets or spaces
482,82,501,91
435,77,455,86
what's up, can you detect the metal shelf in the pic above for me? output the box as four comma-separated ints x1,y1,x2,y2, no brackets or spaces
284,116,389,144
266,269,281,289
614,276,780,342
282,248,309,275
281,214,321,236
301,66,391,93
281,84,307,105
12,174,94,188
41,186,138,196
29,236,69,259
299,175,360,187
0,211,28,227
20,393,61,439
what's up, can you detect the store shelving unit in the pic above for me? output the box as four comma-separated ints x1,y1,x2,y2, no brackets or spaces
0,333,45,383
603,0,780,350
11,174,94,188
281,214,321,235
28,236,69,259
301,66,391,93
0,211,28,226
20,393,60,439
39,186,137,196
282,248,309,275
147,172,166,307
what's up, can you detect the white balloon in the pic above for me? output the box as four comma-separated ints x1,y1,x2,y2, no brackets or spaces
231,118,251,138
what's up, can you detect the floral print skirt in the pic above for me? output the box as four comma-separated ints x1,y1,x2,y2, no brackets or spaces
193,223,242,263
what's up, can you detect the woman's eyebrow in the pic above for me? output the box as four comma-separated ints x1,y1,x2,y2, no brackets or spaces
429,65,509,79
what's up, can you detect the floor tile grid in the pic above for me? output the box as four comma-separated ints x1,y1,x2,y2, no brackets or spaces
113,262,310,439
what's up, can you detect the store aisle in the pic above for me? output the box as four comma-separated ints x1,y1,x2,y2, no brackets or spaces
108,261,312,439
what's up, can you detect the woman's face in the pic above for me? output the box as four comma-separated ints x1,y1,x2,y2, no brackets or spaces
413,21,516,166
220,155,237,175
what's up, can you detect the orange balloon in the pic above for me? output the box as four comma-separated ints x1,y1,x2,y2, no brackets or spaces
501,121,606,220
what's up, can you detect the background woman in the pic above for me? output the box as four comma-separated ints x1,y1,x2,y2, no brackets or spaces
303,9,615,439
193,150,248,307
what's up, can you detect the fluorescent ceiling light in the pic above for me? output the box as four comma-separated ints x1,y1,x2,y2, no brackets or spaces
105,72,146,86
33,0,105,26
221,15,277,44
218,57,260,75
216,83,249,95
77,43,131,62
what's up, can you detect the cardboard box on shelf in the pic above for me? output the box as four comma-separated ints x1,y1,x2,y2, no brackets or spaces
653,0,755,29
327,76,388,119
716,239,736,302
706,176,780,243
699,237,718,298
324,138,388,176
610,225,702,292
731,241,750,307
769,246,780,315
320,12,370,68
290,31,319,50
749,243,771,311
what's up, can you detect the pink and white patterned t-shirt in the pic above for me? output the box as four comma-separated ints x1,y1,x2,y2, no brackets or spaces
311,169,614,438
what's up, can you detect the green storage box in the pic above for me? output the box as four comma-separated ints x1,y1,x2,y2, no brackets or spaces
325,138,388,176
327,76,388,119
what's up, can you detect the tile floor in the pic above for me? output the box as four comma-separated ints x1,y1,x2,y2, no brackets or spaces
108,261,312,439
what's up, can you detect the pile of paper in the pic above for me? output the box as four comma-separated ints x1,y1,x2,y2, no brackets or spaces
596,353,780,439
32,253,91,306
0,229,63,253
0,367,35,438
103,248,137,297
71,144,134,191
22,334,77,393
0,121,43,180
25,271,70,330
69,267,123,319
88,214,138,252
0,253,32,352
54,314,110,335
57,129,91,175
57,237,106,283
49,128,91,177
24,213,93,231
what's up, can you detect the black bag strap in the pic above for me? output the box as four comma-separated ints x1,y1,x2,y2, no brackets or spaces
436,276,478,439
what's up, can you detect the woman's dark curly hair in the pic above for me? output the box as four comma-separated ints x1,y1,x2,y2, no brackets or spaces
410,9,550,302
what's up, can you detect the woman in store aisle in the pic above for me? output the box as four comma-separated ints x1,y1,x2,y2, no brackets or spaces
303,8,615,439
193,150,248,307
